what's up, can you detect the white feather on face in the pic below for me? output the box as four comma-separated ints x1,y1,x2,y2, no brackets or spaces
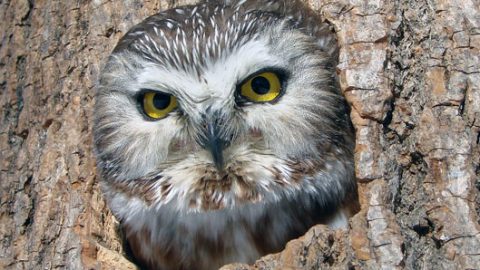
94,1,356,269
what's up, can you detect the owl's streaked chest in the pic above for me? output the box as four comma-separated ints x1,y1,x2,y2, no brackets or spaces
124,194,346,270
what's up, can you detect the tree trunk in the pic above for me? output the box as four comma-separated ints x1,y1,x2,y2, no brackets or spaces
0,0,478,269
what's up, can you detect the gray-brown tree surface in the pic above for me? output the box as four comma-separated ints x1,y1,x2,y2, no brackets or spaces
0,0,478,269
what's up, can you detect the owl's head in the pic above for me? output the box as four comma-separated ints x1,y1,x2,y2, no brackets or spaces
94,0,355,216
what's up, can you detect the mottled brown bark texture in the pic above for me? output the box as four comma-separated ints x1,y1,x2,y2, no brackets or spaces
0,0,478,269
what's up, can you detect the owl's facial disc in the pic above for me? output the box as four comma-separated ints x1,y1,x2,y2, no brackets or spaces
141,70,288,173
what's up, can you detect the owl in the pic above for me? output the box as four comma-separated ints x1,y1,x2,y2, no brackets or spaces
93,0,356,269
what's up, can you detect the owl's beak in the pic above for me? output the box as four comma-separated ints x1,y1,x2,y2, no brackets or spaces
205,121,225,171
198,113,229,172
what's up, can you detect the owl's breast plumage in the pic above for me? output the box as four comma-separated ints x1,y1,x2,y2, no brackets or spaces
121,183,347,270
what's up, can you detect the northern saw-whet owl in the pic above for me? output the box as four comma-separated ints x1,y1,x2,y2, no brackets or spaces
93,0,357,269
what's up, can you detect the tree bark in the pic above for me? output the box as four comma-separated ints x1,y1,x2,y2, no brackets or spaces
0,0,478,269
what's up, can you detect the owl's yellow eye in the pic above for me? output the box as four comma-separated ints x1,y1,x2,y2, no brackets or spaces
240,72,282,103
142,91,177,119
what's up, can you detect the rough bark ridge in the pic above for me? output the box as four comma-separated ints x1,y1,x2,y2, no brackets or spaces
0,0,478,269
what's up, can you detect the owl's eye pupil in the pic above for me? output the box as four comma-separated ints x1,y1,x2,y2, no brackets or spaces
153,93,171,109
251,76,270,95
